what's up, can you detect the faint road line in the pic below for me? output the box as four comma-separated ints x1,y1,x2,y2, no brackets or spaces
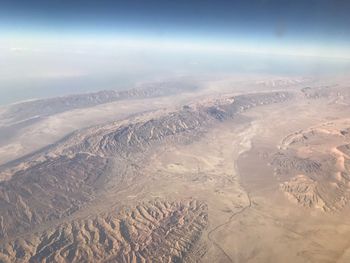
207,191,252,263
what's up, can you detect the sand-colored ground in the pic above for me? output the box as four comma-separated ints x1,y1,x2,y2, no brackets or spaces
2,78,350,262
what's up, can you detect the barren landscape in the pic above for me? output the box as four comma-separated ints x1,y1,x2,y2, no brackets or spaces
1,76,350,263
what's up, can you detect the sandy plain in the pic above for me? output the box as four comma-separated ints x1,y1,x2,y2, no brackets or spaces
1,76,350,262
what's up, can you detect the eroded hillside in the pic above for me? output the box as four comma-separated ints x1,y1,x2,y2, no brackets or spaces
275,120,350,211
0,91,292,262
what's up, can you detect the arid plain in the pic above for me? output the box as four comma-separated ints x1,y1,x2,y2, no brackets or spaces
1,75,350,262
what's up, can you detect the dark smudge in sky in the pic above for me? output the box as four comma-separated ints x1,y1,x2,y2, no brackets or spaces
1,0,350,45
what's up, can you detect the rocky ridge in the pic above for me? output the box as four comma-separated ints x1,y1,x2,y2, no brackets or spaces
0,91,292,262
275,121,350,211
0,200,208,263
0,82,198,126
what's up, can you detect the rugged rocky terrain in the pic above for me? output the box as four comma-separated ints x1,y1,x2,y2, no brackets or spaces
3,81,350,262
301,85,350,104
0,200,208,263
0,81,197,126
0,90,292,262
273,119,350,211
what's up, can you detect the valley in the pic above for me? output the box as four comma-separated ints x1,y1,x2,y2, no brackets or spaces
1,78,350,262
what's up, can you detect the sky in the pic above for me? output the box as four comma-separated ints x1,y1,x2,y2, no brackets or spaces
1,0,350,56
0,0,350,104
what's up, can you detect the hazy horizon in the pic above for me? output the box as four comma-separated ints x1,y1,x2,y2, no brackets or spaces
1,0,350,105
2,2,350,262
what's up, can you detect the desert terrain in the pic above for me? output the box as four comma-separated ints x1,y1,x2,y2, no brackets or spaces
1,75,350,263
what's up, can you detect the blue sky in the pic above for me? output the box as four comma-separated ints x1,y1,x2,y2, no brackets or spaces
0,0,350,105
0,0,350,57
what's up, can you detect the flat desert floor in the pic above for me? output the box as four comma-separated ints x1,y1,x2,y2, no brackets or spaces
1,78,350,262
